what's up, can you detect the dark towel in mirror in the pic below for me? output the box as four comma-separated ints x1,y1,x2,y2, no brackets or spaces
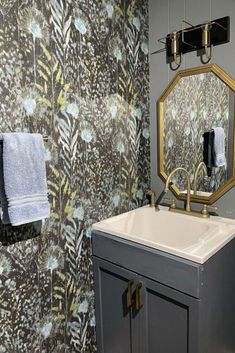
203,131,214,177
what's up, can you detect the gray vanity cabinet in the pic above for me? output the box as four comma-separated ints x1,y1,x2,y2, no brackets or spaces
92,230,235,353
93,256,198,353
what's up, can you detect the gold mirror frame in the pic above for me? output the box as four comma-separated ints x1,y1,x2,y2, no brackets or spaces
157,64,235,205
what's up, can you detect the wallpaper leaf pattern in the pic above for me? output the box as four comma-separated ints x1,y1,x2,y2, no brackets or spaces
0,1,150,352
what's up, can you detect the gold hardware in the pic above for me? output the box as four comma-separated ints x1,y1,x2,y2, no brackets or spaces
127,280,134,308
201,204,218,218
202,23,213,60
157,64,235,205
171,32,179,55
162,198,176,209
135,283,143,311
170,31,182,67
147,189,156,208
164,167,217,218
169,206,209,218
194,162,208,195
202,24,210,47
165,167,191,212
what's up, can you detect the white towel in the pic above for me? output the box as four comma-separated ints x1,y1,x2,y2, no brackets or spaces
213,127,227,169
1,133,50,226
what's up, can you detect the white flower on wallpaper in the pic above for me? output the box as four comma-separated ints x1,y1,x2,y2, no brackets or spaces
38,315,57,341
66,102,79,118
142,127,150,140
110,36,126,62
105,3,114,18
105,94,129,120
0,255,12,275
0,345,6,353
132,107,142,120
80,122,96,144
19,7,49,42
132,17,141,31
41,322,53,339
18,88,39,117
141,41,149,55
73,206,85,221
39,245,64,272
114,132,128,154
74,9,90,35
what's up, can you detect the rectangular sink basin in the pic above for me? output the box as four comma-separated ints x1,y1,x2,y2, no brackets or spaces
92,206,235,263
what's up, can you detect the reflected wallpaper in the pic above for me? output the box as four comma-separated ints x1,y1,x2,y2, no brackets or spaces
164,72,229,192
0,1,149,352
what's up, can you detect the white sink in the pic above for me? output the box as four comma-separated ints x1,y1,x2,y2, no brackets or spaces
92,206,235,264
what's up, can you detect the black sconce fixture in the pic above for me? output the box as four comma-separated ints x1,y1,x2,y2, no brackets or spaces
152,16,230,67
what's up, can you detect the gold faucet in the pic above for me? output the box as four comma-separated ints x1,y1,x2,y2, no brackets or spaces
193,162,208,195
164,166,218,218
165,167,191,212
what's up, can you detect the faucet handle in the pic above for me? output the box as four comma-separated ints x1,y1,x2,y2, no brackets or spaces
147,189,156,208
201,204,219,218
162,198,176,209
207,205,218,211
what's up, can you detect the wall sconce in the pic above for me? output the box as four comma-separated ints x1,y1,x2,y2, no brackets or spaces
152,16,229,68
202,23,213,60
170,31,182,67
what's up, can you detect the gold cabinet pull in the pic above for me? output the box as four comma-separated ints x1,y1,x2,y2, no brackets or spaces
127,280,134,308
135,282,144,311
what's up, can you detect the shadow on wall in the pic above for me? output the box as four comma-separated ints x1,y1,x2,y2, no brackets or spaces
0,221,42,246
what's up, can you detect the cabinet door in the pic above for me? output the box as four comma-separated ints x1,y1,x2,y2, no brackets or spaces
142,276,199,353
93,256,143,353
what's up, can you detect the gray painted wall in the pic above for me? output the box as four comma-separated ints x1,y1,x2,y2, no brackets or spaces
149,0,235,218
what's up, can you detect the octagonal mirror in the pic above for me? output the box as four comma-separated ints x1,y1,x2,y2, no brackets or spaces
157,64,235,204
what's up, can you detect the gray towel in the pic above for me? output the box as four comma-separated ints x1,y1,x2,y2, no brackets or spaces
213,127,227,169
1,133,50,226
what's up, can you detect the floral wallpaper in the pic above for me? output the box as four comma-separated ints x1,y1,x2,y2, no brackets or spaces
0,1,150,352
163,72,230,193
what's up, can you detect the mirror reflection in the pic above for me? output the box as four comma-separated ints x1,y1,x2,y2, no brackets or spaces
162,71,235,197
